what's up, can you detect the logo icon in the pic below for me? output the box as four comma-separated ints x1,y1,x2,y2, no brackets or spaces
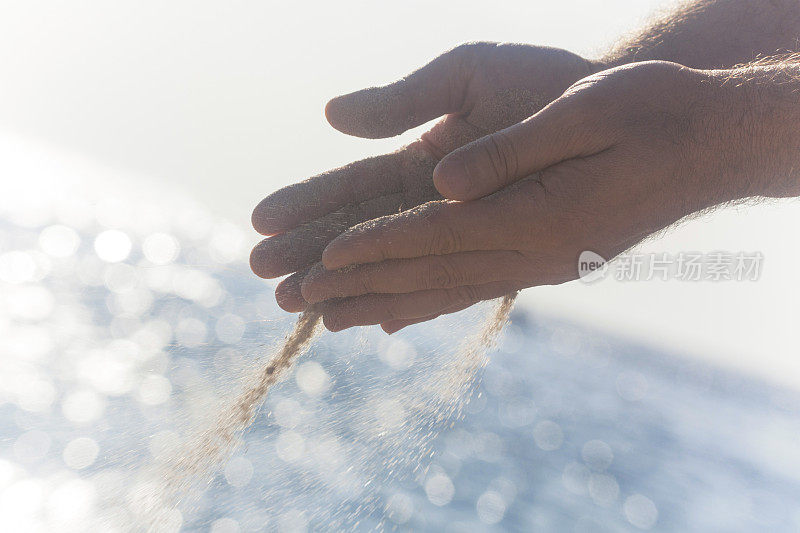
578,251,608,283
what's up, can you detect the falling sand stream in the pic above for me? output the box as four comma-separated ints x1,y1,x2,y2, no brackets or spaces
144,87,547,529
146,293,516,530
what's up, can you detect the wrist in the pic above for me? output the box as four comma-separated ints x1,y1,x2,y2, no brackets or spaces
747,66,800,198
681,65,800,207
714,64,800,199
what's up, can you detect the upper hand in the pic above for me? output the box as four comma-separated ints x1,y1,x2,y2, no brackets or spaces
249,42,598,312
304,61,772,332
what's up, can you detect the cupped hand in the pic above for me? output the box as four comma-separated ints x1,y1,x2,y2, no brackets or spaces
250,42,598,311
304,61,772,332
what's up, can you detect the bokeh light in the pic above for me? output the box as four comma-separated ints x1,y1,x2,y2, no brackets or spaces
93,230,132,263
63,438,100,470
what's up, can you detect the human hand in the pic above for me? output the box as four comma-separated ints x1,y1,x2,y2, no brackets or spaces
304,60,781,332
250,42,599,311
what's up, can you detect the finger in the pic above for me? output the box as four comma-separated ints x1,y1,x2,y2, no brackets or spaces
325,44,488,139
252,149,430,236
432,91,609,201
319,281,522,332
302,250,529,303
251,181,437,278
381,315,438,335
274,271,308,312
380,302,471,334
321,192,522,270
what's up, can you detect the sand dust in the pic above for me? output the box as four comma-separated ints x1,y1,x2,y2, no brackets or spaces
145,308,323,530
144,293,516,530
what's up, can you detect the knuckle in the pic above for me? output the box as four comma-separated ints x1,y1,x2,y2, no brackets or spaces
451,41,498,61
429,223,461,255
558,80,606,121
446,42,499,109
394,79,418,130
382,297,401,322
453,285,480,305
450,43,474,60
420,203,461,255
424,257,461,288
484,131,518,185
357,270,377,295
322,312,341,332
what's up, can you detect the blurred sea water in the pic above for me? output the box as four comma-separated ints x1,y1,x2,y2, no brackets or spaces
1,135,800,532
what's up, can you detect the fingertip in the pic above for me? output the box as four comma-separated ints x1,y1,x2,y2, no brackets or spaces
249,243,271,279
251,204,265,235
299,264,326,304
275,276,307,313
324,95,346,131
320,241,349,271
275,298,305,313
325,87,405,139
433,153,475,201
251,202,273,236
381,322,402,335
325,92,384,139
249,240,286,279
251,197,289,236
321,313,345,333
299,282,315,304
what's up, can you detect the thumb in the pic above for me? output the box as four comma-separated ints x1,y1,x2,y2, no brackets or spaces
432,95,606,201
325,44,486,139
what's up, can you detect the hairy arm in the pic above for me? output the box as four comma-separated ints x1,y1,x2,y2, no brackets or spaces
604,0,800,68
721,58,800,197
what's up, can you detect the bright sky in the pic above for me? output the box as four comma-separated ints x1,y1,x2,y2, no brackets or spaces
1,0,799,389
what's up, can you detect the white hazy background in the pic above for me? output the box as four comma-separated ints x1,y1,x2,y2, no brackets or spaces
1,0,798,388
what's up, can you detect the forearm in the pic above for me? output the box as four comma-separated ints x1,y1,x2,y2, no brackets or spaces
603,0,800,69
720,59,800,198
671,57,800,206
